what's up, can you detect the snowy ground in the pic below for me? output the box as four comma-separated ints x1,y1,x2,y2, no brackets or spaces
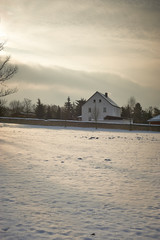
0,123,160,240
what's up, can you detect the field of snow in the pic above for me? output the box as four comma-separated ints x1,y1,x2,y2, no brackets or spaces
0,123,160,240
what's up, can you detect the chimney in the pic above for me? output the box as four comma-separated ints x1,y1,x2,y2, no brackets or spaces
105,92,108,98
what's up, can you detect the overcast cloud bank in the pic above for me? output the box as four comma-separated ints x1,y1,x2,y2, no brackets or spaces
1,0,160,107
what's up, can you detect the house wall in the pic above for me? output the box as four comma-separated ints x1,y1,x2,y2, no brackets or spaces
82,92,121,121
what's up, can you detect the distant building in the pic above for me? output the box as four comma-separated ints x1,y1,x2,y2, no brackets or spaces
82,91,121,122
148,115,160,125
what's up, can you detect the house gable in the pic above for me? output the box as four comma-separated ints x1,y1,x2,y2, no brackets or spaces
82,91,120,109
82,91,121,121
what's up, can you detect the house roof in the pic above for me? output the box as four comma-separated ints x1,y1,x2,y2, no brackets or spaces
84,91,120,108
98,92,120,108
148,114,160,122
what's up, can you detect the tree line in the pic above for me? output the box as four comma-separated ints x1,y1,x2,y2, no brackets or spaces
121,96,160,124
0,96,159,123
0,97,87,120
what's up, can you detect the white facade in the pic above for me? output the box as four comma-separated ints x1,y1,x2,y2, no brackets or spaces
82,92,121,122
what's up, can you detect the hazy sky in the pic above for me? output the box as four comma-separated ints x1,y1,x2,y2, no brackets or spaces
0,0,160,107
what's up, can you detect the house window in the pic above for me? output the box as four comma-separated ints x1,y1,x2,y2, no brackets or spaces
93,99,96,103
103,107,106,112
88,107,91,113
99,99,101,103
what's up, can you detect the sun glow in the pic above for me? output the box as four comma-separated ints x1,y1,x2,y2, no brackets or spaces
0,23,7,40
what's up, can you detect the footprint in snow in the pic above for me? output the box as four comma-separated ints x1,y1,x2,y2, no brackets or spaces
2,227,10,232
105,158,111,162
89,137,99,140
89,137,95,140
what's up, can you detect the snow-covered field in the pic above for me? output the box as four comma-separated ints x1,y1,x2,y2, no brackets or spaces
0,123,160,240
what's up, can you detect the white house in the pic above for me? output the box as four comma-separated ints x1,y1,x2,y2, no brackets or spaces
82,91,121,122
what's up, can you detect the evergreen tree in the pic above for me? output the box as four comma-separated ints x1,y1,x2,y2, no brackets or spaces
46,105,52,119
134,102,142,123
142,109,152,123
64,96,73,119
71,102,77,120
56,106,61,119
121,105,131,118
35,99,45,119
75,98,86,117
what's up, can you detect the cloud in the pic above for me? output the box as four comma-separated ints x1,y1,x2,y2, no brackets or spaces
1,0,159,108
3,0,160,50
5,63,160,108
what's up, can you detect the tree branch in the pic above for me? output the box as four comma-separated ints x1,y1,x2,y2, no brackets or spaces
0,40,18,97
0,86,18,97
0,64,18,82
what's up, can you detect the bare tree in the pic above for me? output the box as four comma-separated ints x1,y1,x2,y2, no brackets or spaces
0,41,18,97
0,98,7,116
23,98,32,115
9,100,24,115
127,96,136,130
92,105,99,122
128,96,136,112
